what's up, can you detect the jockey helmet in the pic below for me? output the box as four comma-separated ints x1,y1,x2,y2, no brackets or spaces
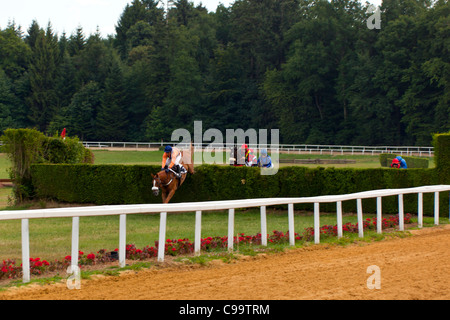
261,149,268,155
164,145,172,153
241,144,248,149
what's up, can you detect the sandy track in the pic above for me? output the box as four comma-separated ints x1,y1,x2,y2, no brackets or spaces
1,225,449,301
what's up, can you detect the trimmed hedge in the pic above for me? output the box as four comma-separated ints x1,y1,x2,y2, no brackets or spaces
31,164,447,216
29,132,450,217
379,153,429,168
433,133,450,184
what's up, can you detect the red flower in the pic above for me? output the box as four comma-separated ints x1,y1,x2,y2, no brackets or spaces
87,253,95,260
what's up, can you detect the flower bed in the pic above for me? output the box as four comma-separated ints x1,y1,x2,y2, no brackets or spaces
0,213,411,281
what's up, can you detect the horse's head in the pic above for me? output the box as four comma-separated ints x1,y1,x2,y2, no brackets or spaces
152,170,174,196
152,173,162,196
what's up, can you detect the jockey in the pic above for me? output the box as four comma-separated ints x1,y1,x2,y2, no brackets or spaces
257,149,273,168
162,145,186,178
247,148,257,166
395,156,407,169
390,158,400,168
237,144,249,166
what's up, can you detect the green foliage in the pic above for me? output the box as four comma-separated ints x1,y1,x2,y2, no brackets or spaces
31,163,446,216
1,128,47,201
0,0,448,144
0,128,92,202
433,132,450,183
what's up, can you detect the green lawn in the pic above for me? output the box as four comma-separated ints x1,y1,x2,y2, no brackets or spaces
0,153,10,179
0,208,374,261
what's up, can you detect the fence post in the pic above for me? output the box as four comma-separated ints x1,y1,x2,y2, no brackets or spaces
288,204,295,246
376,197,382,234
336,201,343,238
357,199,363,238
158,212,167,262
314,203,320,244
398,194,404,231
195,211,202,255
71,217,79,267
260,206,267,246
228,209,235,251
418,193,423,228
21,219,30,283
119,214,126,268
434,192,439,225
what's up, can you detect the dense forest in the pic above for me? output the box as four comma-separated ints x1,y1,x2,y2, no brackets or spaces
0,0,448,145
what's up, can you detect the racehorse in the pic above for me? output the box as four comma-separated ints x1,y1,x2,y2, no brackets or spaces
152,144,194,203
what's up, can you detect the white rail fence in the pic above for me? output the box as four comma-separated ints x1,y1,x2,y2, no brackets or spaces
81,141,434,156
1,185,449,283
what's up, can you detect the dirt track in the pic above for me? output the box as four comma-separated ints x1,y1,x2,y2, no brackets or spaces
1,225,449,300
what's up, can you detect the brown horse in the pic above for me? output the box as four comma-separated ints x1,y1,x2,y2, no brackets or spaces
152,144,194,203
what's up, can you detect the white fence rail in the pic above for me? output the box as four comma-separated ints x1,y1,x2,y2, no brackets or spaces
82,141,434,156
1,185,449,283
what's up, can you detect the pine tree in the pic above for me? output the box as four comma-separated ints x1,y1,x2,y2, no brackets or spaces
96,59,129,141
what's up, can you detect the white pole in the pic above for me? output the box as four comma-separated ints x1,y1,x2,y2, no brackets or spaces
195,210,202,255
357,199,363,238
228,209,234,251
119,214,126,268
21,219,30,283
398,194,404,231
158,212,167,262
260,206,267,246
376,197,382,234
314,203,320,244
336,201,343,238
71,217,79,267
434,192,439,225
418,192,423,228
288,204,295,246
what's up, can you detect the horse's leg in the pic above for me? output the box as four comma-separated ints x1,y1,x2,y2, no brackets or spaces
164,187,177,203
161,190,167,203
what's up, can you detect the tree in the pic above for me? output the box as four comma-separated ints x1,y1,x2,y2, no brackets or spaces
96,59,129,141
26,23,60,132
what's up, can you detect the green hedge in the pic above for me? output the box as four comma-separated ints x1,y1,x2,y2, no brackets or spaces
29,132,450,217
433,133,450,184
379,153,429,168
31,164,447,216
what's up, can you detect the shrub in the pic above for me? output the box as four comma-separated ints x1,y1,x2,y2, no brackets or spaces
0,128,94,203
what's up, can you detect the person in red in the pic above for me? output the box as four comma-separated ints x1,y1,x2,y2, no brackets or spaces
60,128,66,140
162,145,186,178
390,158,400,168
236,144,249,166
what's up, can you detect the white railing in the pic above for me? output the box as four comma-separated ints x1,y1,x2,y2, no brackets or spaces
81,141,434,156
1,185,449,283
